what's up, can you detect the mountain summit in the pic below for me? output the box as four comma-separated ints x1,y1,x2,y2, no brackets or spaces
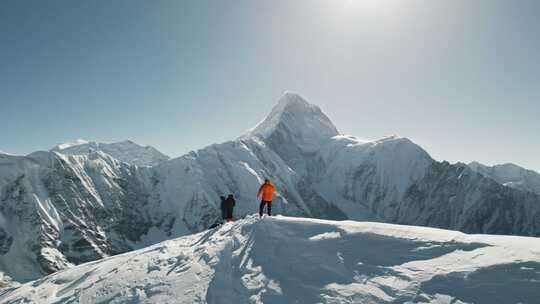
245,92,339,153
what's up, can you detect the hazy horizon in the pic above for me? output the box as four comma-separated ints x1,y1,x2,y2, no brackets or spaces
2,0,539,172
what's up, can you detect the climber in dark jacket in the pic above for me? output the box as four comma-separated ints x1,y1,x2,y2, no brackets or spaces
220,196,227,221
224,194,236,222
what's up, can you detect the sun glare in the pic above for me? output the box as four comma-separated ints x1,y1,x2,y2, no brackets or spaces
333,0,400,22
343,0,385,9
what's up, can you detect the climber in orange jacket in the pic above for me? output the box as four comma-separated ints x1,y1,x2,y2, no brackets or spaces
257,179,276,217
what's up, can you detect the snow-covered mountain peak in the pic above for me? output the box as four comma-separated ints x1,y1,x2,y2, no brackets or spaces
276,91,311,108
469,161,540,194
51,139,169,167
52,139,89,151
3,92,540,291
245,92,339,153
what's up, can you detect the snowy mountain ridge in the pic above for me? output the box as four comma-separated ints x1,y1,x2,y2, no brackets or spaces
51,139,170,167
52,139,90,151
0,151,14,156
2,216,539,304
469,161,540,195
0,92,540,286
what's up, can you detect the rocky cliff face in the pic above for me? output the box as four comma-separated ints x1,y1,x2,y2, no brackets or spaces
398,162,540,235
0,151,154,283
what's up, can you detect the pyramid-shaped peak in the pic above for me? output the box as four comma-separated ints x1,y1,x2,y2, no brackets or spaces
244,92,339,152
274,92,323,114
278,91,309,105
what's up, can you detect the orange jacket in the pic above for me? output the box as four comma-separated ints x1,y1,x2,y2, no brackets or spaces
257,182,276,201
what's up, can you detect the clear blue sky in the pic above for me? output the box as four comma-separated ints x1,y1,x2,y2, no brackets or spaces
1,0,539,171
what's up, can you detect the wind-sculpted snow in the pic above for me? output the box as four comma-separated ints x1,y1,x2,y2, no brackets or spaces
1,216,539,304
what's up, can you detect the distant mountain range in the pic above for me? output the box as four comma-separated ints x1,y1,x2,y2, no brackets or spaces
0,92,539,286
468,161,540,195
51,139,170,167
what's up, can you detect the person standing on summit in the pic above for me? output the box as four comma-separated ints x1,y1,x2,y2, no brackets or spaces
224,194,236,222
257,179,276,217
219,196,227,222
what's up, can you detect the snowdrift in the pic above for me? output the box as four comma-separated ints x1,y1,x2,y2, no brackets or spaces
1,216,539,304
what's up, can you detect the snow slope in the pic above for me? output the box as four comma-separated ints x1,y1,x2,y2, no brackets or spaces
52,140,169,167
469,161,540,195
1,216,539,304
